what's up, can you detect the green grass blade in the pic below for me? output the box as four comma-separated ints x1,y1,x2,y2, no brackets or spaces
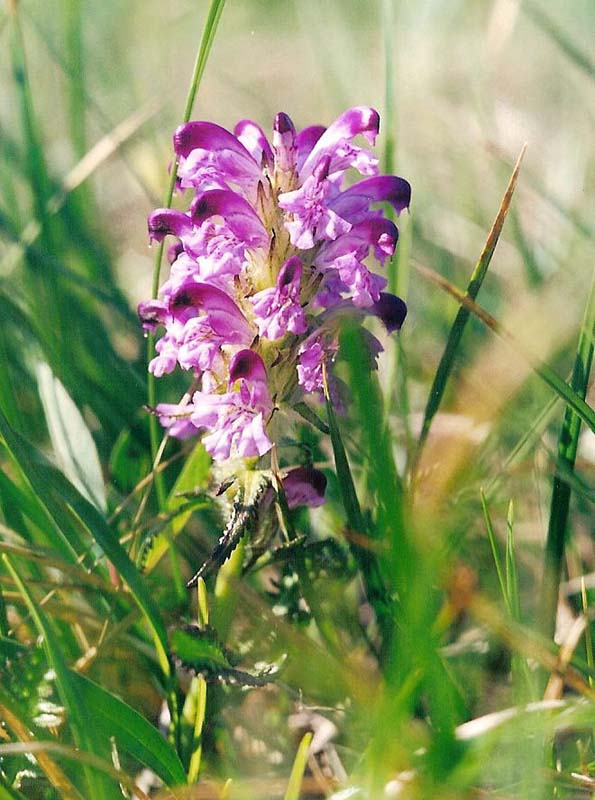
186,676,207,784
283,731,313,800
2,555,116,799
0,682,83,800
480,490,509,615
340,325,410,603
415,263,595,435
61,0,86,160
146,0,227,586
417,146,526,453
36,362,107,513
69,671,187,788
381,0,396,176
505,501,520,623
523,0,595,80
0,408,170,678
541,266,595,639
322,363,393,653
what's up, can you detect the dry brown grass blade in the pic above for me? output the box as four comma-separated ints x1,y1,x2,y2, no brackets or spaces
0,698,83,800
470,595,595,699
0,741,151,800
2,100,160,273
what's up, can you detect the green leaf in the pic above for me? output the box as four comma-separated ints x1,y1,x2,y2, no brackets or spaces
69,671,186,788
418,146,525,451
170,624,277,687
541,265,595,638
170,625,232,675
2,555,116,800
284,732,313,800
36,362,106,513
142,441,211,575
0,408,170,678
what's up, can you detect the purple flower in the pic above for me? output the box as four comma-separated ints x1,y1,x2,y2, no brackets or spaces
297,338,333,394
283,466,327,509
174,121,262,197
143,106,410,463
250,257,307,340
278,156,352,249
190,350,273,461
372,292,408,332
299,106,380,180
155,403,196,440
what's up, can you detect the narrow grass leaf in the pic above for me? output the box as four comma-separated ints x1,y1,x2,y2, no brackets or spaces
541,265,595,638
523,0,595,80
69,671,186,788
2,555,115,800
480,490,509,614
322,363,393,653
36,362,106,513
505,501,520,623
283,731,313,800
418,146,526,451
414,262,595,434
0,683,83,800
581,578,594,688
0,742,151,800
142,441,211,574
147,0,227,526
0,408,170,676
186,676,207,784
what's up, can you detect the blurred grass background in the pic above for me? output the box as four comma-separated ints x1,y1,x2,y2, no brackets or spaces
0,0,594,797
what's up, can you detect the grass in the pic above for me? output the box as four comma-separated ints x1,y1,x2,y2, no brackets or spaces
0,1,593,798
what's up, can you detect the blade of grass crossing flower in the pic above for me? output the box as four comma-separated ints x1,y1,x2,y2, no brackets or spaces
417,145,526,453
339,325,410,597
62,0,86,161
283,732,313,800
322,362,393,654
541,266,595,639
147,0,226,592
381,0,396,177
414,262,595,434
2,555,116,799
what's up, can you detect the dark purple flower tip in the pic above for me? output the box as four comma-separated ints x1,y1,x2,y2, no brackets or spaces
274,112,296,135
148,209,192,243
283,466,327,509
372,292,408,332
228,349,267,385
278,256,302,288
138,299,168,331
167,241,184,264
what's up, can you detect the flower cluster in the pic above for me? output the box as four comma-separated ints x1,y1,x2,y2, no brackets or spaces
140,106,409,469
